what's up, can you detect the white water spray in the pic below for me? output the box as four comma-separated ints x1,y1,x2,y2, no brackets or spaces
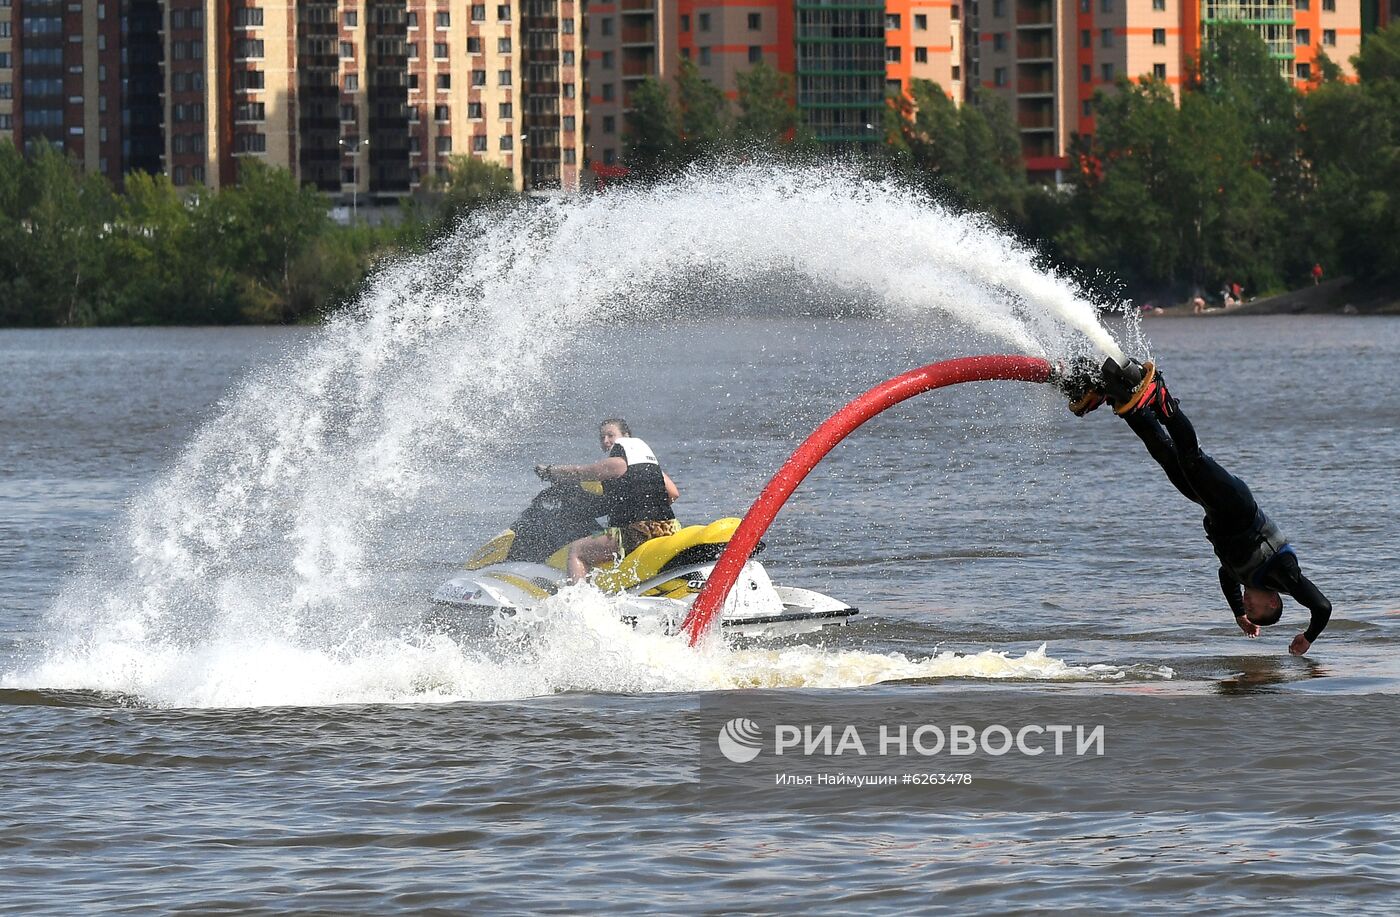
10,163,1149,707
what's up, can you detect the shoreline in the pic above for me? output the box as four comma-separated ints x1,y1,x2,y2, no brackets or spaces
1146,277,1400,318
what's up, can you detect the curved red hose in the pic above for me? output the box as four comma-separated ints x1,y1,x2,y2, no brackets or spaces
681,354,1053,645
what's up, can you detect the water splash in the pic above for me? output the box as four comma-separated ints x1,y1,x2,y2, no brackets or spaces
10,162,1146,707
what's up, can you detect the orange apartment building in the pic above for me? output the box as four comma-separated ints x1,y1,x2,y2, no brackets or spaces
972,0,1365,178
584,0,963,166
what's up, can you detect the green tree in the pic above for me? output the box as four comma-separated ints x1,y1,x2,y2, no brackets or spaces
674,58,729,162
734,62,803,149
422,154,516,233
623,77,681,179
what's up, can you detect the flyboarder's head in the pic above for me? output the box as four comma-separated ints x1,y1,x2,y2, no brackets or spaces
1241,586,1284,626
599,418,631,452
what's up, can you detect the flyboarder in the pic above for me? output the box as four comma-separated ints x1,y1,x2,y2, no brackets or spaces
1054,358,1332,655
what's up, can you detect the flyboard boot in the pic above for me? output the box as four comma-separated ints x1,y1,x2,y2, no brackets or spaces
1049,356,1108,416
1099,357,1157,415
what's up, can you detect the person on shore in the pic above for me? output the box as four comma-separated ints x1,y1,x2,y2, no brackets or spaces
1055,360,1333,655
1311,263,1324,285
1231,281,1244,304
535,418,680,582
1192,296,1207,314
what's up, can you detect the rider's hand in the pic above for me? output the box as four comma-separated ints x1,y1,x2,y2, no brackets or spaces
534,464,554,482
1235,614,1260,638
1289,633,1311,656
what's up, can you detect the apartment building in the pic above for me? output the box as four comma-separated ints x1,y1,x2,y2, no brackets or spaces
973,0,1365,179
584,0,963,165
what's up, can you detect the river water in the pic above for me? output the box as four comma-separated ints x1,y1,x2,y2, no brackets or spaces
2,312,1397,912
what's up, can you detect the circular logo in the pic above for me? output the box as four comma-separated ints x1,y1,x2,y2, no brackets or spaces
717,718,763,763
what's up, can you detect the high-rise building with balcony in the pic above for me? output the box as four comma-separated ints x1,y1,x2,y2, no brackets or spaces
973,0,1364,180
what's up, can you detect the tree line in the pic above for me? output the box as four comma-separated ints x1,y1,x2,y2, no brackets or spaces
0,146,513,326
3,24,1396,325
626,25,1400,302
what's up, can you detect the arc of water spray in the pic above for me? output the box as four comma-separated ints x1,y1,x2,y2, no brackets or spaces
680,355,1055,645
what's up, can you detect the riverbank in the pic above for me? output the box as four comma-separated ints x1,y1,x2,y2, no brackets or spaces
1148,277,1400,318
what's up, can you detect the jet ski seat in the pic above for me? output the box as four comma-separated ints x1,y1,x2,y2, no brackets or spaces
591,518,743,593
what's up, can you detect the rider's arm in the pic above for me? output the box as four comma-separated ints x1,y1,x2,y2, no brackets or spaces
1219,566,1246,618
663,471,680,503
541,456,627,482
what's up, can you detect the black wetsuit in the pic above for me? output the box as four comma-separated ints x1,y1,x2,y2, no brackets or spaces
1124,394,1332,642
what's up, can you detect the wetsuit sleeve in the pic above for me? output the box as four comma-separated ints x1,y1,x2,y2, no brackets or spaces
1218,566,1246,618
1293,575,1333,643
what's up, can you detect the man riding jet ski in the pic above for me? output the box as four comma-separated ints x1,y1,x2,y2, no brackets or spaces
433,420,857,638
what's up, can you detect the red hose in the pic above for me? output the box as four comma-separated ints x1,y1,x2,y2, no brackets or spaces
681,354,1053,645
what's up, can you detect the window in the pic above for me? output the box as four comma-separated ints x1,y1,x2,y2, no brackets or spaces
1323,29,1336,46
234,7,264,26
1296,62,1311,80
468,37,482,53
501,102,513,119
408,105,420,122
344,11,357,27
603,50,614,68
563,50,574,64
886,13,901,30
564,149,576,165
1101,29,1113,48
1153,28,1165,45
471,5,485,21
886,78,902,94
563,115,575,131
172,9,185,28
699,47,711,65
1101,62,1114,80
500,135,512,150
603,115,616,133
992,0,1005,15
237,39,264,58
916,13,929,28
497,69,511,85
191,166,204,185
0,49,9,65
1296,29,1310,45
1080,0,1090,10
562,19,573,33
407,11,419,27
993,33,1005,51
1323,0,1335,9
471,69,486,86
235,132,267,153
437,136,452,154
341,41,354,59
435,104,450,121
498,37,511,53
407,42,419,58
468,101,483,118
748,12,761,29
435,43,449,58
1081,64,1091,82
914,47,927,63
497,4,510,20
1100,0,1112,10
887,45,901,62
173,166,186,186
1081,29,1091,48
472,135,487,152
1153,0,1165,8
344,73,357,91
1296,0,1309,8
1153,63,1167,79
191,8,204,27
340,103,356,121
681,47,691,59
601,83,613,101
951,65,961,80
749,46,762,63
564,83,575,98
994,67,1007,86
409,74,419,89
436,11,450,28
436,73,450,90
604,149,616,165
681,14,690,31
698,12,710,30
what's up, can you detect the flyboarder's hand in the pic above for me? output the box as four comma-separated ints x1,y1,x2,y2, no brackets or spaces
1235,614,1260,638
1289,633,1311,656
534,464,554,482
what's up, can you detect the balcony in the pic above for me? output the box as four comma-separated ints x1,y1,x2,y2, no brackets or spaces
1017,111,1054,129
622,24,655,44
1015,5,1053,27
620,0,655,11
622,58,653,78
1017,38,1054,59
1016,76,1053,94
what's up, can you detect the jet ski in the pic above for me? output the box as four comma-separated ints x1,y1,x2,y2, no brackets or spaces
433,483,858,638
